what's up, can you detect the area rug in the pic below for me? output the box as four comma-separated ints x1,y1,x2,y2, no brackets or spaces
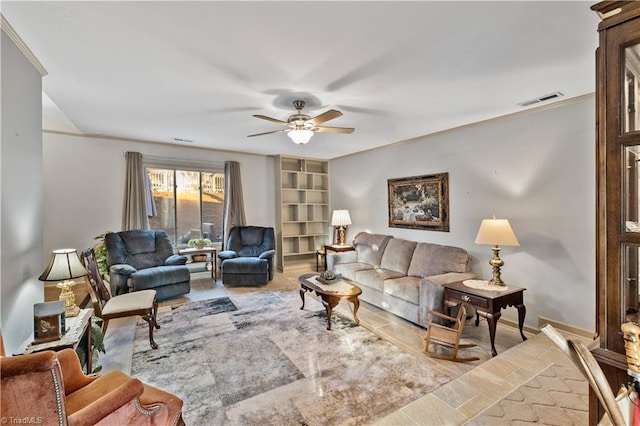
131,291,457,425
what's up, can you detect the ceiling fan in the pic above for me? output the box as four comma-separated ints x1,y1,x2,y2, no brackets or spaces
248,100,355,144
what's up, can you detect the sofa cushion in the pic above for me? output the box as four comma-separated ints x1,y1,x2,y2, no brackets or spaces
355,268,406,292
383,276,421,305
120,230,156,255
380,239,417,274
407,243,470,277
132,265,190,291
222,257,268,274
334,262,374,281
353,232,393,267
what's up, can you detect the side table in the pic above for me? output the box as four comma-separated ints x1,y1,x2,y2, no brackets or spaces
320,244,355,271
179,247,217,279
22,307,94,373
442,281,527,357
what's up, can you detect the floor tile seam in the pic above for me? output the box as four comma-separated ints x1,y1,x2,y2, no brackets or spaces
463,358,558,424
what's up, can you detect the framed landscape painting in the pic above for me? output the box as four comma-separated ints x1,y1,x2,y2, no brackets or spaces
387,172,449,232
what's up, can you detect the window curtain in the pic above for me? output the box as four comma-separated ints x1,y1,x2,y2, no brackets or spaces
222,160,246,249
122,151,150,230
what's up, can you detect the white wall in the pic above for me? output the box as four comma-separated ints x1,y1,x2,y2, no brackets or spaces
329,96,596,332
42,133,276,259
1,31,44,354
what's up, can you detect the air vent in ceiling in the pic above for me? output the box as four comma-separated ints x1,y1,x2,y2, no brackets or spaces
517,92,564,107
173,138,194,143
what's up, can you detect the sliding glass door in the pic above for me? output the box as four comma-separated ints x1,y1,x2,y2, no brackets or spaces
147,167,224,248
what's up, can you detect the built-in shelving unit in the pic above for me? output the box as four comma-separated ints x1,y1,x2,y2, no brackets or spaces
275,156,330,271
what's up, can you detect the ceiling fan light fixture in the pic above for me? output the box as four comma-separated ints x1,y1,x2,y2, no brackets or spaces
288,129,313,144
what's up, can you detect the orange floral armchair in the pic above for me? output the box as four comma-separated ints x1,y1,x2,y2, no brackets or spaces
0,348,183,426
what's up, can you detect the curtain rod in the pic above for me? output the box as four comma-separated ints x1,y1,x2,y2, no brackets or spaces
121,152,228,169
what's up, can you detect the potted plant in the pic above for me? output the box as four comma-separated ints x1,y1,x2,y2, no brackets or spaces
76,316,106,373
94,232,113,282
187,238,212,249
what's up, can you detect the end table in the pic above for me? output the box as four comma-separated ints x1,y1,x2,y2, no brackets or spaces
321,244,355,271
442,281,527,357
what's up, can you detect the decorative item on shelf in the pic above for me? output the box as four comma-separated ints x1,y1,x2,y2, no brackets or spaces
191,254,207,262
474,216,519,286
188,238,212,249
33,301,66,344
317,270,342,284
39,248,89,317
331,209,352,246
622,320,640,381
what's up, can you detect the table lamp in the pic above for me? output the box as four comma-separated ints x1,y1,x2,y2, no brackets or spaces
331,209,352,246
474,216,519,286
39,248,88,317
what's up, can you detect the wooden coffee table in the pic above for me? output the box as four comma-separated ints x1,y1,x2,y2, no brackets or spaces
298,273,362,330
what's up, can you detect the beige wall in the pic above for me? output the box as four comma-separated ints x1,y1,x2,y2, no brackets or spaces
42,133,276,260
329,96,596,332
1,30,44,354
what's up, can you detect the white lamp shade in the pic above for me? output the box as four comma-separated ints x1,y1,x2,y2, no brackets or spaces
331,209,352,227
287,129,314,144
39,248,88,281
475,218,519,246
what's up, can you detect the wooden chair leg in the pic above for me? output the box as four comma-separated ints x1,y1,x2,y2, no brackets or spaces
142,312,158,349
101,319,110,336
152,300,160,330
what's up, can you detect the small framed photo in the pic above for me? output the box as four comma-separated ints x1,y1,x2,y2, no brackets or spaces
33,301,66,344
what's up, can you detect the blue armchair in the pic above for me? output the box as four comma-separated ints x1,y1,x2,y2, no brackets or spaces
105,229,191,300
218,226,276,286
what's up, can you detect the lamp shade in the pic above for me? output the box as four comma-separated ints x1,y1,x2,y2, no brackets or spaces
474,218,519,246
39,248,88,282
287,129,313,144
331,210,352,227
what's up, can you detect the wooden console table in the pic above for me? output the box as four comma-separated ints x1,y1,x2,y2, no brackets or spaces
442,281,527,357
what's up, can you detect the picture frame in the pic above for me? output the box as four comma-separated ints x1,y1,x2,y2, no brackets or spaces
387,172,449,232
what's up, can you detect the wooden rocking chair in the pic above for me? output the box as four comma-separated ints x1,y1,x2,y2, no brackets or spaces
424,304,479,362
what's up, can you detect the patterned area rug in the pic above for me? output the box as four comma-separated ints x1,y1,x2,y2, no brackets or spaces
131,291,456,425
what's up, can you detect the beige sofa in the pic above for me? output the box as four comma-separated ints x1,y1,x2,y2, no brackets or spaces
326,232,476,327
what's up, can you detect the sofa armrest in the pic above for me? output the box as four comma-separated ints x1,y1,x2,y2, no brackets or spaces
217,251,238,261
418,272,476,326
110,264,137,274
259,249,276,260
165,254,187,266
109,264,137,295
326,251,357,271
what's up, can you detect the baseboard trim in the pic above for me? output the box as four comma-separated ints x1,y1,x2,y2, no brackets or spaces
496,316,595,340
537,316,595,340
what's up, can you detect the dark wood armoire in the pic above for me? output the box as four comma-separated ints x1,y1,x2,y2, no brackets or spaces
593,1,640,424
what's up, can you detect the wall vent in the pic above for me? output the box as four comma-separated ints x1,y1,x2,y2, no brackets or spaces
173,138,194,143
517,92,564,107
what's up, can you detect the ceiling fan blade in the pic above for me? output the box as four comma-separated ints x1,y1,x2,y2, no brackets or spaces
247,129,288,138
308,109,343,126
252,114,288,125
314,126,355,134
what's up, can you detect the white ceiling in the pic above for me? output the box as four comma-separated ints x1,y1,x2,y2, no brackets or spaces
2,1,600,160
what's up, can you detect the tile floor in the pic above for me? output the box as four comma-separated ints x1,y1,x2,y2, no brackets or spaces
99,270,586,425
